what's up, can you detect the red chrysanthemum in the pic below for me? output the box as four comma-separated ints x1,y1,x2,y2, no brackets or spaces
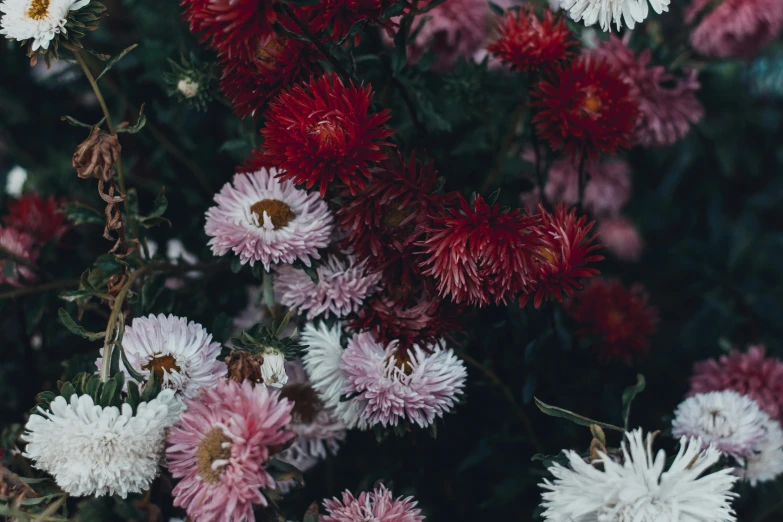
487,7,577,72
181,0,277,60
419,195,539,307
350,290,464,349
565,277,658,365
520,204,603,309
302,0,395,42
261,73,395,197
337,151,451,286
5,194,69,245
219,34,323,118
531,57,639,161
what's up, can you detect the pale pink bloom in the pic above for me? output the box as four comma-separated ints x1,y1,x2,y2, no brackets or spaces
166,380,294,522
276,360,346,492
686,0,783,58
205,168,333,271
340,332,466,428
598,217,644,262
275,254,381,320
521,153,631,218
0,226,36,286
592,36,704,147
690,345,783,423
322,484,424,522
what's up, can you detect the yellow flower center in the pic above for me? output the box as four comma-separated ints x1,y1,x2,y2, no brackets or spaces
196,428,232,483
250,199,295,230
141,353,181,381
26,0,51,20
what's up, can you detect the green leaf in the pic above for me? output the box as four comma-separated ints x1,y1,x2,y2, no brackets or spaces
109,341,121,376
303,503,320,522
118,342,146,382
99,378,117,407
265,459,303,484
231,257,242,274
85,375,101,399
488,1,505,15
140,369,161,403
58,307,105,341
139,215,171,228
621,374,646,431
96,43,139,81
60,115,105,130
60,382,76,402
533,397,624,433
116,103,146,134
126,381,140,412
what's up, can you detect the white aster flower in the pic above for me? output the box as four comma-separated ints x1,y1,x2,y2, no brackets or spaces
5,165,27,196
558,0,669,32
23,389,178,498
541,429,737,522
672,390,769,459
0,0,89,51
176,78,199,99
96,314,226,400
301,321,368,430
205,168,334,271
275,254,381,320
736,417,783,486
259,349,288,388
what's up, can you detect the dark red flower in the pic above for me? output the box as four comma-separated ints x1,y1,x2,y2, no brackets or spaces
181,0,278,60
487,8,577,72
350,290,464,349
565,277,658,365
419,195,539,307
220,34,323,118
531,57,639,161
261,73,395,197
520,204,603,309
302,0,395,42
337,151,450,286
5,194,68,245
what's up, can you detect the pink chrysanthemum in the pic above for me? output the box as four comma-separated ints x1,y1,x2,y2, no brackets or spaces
204,168,334,270
276,360,346,491
419,195,539,307
340,332,467,428
261,73,395,197
275,253,381,320
686,0,783,58
166,380,294,522
0,226,37,287
322,484,424,522
690,345,783,423
598,217,644,262
521,152,631,218
521,204,603,309
592,36,704,147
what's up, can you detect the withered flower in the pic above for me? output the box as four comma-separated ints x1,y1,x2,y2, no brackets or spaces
72,127,121,182
225,350,265,385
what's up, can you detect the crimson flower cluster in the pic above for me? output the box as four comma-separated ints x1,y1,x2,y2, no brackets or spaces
5,194,68,245
487,7,576,72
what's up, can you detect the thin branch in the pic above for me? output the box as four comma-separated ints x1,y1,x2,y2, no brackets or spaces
33,493,68,521
458,351,544,453
0,279,79,300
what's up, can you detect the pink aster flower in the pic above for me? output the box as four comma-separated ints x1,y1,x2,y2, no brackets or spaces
0,226,37,287
521,153,631,219
591,36,704,147
340,332,467,428
690,345,783,423
166,380,294,522
598,217,644,262
275,253,381,320
276,360,346,492
686,0,783,58
322,484,424,522
204,168,334,270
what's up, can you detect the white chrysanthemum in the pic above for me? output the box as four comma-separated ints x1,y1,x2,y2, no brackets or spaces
275,254,381,320
23,389,178,498
341,333,467,428
176,78,199,98
301,322,368,430
96,314,226,400
541,429,737,522
260,350,288,388
736,417,783,486
5,165,27,196
672,390,769,459
205,168,334,271
558,0,669,32
0,0,89,50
